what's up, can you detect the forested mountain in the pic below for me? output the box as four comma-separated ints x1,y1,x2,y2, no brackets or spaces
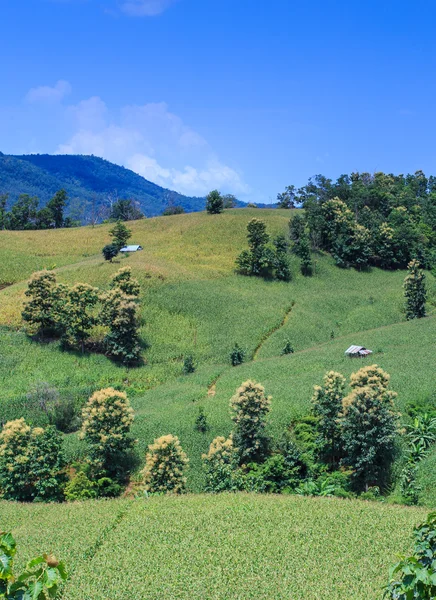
0,152,206,218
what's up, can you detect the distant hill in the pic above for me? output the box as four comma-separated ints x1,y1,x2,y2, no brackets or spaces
0,152,207,217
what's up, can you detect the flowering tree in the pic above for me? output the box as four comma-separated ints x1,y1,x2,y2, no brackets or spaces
143,434,188,494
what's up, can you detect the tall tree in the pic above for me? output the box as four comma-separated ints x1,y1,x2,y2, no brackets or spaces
206,190,224,214
404,260,427,319
46,189,67,228
109,220,132,250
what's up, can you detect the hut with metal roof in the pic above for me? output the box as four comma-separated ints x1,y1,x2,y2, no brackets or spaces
119,245,143,252
345,345,373,358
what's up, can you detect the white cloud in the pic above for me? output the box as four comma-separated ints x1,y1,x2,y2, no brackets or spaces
118,0,176,16
54,94,249,196
25,80,72,104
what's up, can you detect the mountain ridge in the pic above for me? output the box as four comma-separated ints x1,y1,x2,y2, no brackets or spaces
0,152,207,217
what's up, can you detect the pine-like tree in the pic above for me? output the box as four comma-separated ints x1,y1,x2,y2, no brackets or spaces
109,220,132,250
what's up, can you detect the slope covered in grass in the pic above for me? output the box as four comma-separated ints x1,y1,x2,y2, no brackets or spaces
2,494,427,600
2,208,433,421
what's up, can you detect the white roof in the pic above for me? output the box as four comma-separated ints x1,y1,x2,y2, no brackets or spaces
345,345,372,355
120,245,143,252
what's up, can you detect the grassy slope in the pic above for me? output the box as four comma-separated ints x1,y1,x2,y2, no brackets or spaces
1,494,427,600
2,209,433,407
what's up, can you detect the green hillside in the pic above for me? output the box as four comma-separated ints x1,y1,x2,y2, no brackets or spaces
0,153,205,216
0,208,435,599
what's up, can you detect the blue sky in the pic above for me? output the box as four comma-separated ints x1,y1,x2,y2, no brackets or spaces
1,0,436,202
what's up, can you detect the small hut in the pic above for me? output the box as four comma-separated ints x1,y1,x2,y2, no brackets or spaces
120,245,143,253
345,345,373,358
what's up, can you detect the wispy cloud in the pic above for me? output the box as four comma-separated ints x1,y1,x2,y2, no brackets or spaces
46,92,249,196
119,0,176,16
25,80,72,104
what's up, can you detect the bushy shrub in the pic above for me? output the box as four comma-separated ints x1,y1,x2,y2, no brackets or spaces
206,190,224,214
312,371,347,467
97,476,123,498
341,374,399,491
202,436,239,492
183,354,196,374
194,406,209,433
230,380,271,464
22,270,60,336
102,243,118,262
80,388,135,481
100,289,142,365
230,343,245,366
384,512,436,599
64,471,97,501
0,419,66,502
143,434,188,494
110,266,140,297
404,259,427,319
0,531,67,599
60,283,99,352
281,339,294,355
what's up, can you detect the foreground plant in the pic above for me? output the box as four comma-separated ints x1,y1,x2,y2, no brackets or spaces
384,512,436,599
0,531,67,599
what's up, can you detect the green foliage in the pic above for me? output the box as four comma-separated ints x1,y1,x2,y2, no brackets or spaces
22,270,59,336
109,220,132,251
0,531,67,599
384,512,436,599
230,343,245,366
206,190,224,214
80,388,135,481
110,267,140,297
46,189,67,228
100,289,142,364
102,243,118,262
281,339,294,355
297,235,313,275
162,204,185,216
183,355,196,375
64,471,97,501
230,380,271,464
341,368,400,491
110,198,144,222
202,436,240,492
404,260,427,319
312,371,347,467
222,194,237,209
194,406,209,433
96,476,123,498
60,283,99,352
277,185,296,209
0,419,65,502
143,434,188,494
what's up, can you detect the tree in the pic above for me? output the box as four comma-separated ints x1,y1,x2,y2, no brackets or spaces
206,190,224,214
162,204,185,216
230,343,245,366
230,380,271,464
312,371,346,467
236,218,275,277
80,388,135,481
297,235,313,275
61,283,99,352
0,193,8,229
46,189,67,228
102,243,119,262
222,193,238,208
6,194,38,230
100,289,142,365
22,270,60,336
0,419,66,502
142,434,188,494
110,266,140,297
109,220,132,250
202,436,239,492
110,198,144,221
404,259,427,319
273,235,291,281
289,213,306,244
341,366,399,491
277,185,297,208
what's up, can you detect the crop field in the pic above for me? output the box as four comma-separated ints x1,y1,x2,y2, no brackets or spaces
1,494,427,600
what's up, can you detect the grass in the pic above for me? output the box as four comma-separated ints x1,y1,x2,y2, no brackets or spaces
2,493,428,600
